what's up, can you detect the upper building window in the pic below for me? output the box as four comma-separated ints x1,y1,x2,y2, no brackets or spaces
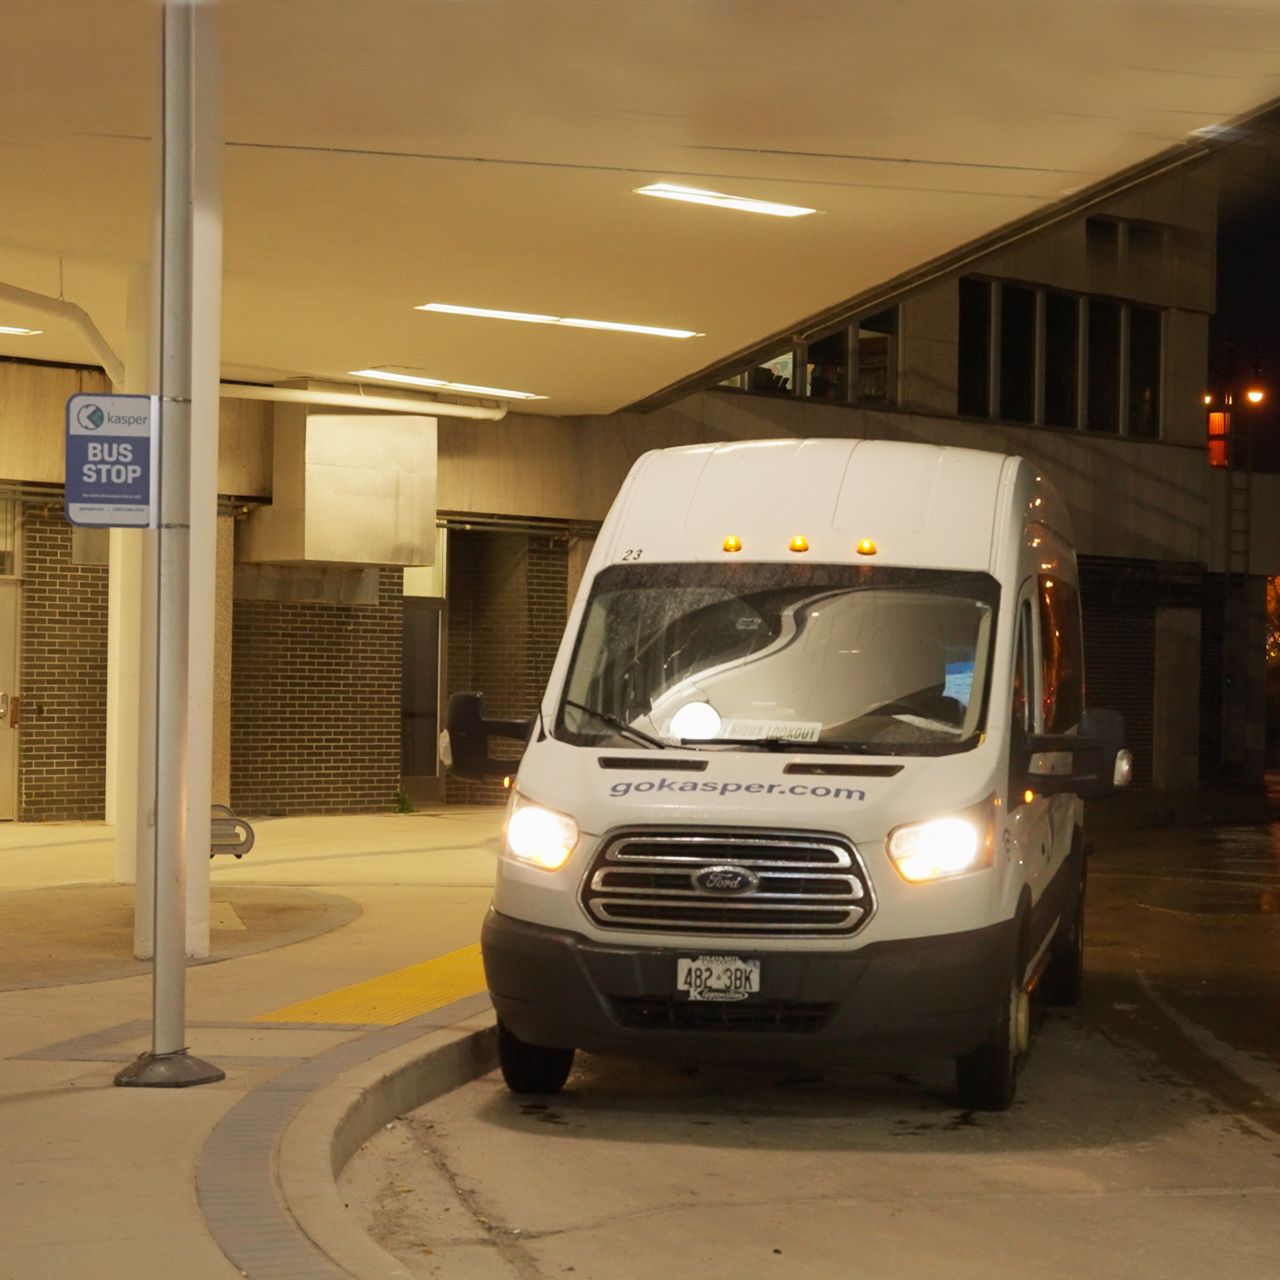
1086,299,1121,433
717,307,899,408
806,330,849,402
1043,292,1079,429
999,285,1036,424
748,351,795,395
958,279,992,417
959,276,1162,438
1128,307,1162,438
856,309,898,405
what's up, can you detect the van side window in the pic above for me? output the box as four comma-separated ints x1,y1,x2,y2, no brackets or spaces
1037,575,1084,732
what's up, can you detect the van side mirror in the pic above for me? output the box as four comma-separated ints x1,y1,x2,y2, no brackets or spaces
1025,707,1132,798
439,692,534,782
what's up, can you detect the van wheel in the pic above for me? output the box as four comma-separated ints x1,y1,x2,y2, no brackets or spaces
1042,868,1086,1008
497,1019,575,1095
955,939,1029,1112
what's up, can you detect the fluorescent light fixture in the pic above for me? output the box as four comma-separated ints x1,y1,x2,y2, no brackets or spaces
1189,123,1246,141
0,325,42,336
417,302,699,339
634,182,817,218
349,367,546,401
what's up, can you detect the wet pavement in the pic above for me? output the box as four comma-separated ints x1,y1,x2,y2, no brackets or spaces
343,821,1280,1280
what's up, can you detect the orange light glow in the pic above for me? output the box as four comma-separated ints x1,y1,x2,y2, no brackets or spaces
856,538,877,556
1207,410,1230,468
723,534,742,553
1246,388,1266,404
1023,789,1035,804
1203,393,1213,405
503,775,513,789
789,535,809,553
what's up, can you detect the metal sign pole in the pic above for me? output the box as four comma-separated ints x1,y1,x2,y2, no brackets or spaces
116,0,222,1089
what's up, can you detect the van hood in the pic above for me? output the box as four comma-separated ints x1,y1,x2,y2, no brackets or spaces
514,735,998,842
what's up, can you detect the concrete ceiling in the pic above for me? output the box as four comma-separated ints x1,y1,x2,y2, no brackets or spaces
1,1,1279,416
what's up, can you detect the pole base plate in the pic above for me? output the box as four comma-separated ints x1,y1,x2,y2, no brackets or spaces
114,1050,226,1088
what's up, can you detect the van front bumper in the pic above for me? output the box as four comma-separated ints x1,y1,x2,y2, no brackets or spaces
481,908,1016,1062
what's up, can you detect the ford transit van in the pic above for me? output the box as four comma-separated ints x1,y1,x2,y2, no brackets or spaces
444,439,1131,1110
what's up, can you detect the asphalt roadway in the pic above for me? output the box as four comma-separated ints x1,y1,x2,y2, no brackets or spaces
341,823,1280,1280
2,812,1278,1278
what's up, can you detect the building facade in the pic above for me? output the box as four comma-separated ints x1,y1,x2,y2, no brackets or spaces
0,156,1276,823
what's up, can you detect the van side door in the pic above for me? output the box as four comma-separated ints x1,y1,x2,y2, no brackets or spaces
1008,587,1056,909
1035,571,1085,871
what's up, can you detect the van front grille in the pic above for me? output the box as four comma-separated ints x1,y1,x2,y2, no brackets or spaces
581,828,873,938
610,996,833,1033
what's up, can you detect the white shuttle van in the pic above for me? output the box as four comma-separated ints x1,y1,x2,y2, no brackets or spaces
444,439,1131,1110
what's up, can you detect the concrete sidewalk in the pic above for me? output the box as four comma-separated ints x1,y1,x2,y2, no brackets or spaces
0,810,505,1279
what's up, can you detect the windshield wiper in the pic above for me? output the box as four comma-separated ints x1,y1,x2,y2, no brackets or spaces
564,699,666,749
680,736,872,753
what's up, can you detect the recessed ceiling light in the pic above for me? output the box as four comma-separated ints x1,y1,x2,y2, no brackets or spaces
349,368,547,401
0,325,42,336
634,182,818,218
416,302,700,339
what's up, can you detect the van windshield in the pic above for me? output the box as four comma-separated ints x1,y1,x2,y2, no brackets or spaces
557,562,999,756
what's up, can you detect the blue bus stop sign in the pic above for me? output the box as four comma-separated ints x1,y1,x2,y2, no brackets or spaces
65,393,158,527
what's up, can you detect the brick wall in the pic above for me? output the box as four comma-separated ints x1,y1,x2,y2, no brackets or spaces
445,530,568,804
18,506,109,820
230,568,403,815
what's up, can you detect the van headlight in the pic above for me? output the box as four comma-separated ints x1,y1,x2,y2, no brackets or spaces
887,799,996,883
504,793,579,871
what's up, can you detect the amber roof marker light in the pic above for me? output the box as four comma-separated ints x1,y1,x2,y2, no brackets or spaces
722,535,742,553
789,535,809,553
856,538,877,556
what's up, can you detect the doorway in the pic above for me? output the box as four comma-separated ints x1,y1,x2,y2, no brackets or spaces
401,597,444,805
400,529,448,807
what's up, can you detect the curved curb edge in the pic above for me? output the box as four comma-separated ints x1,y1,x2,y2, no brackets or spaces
277,1012,498,1279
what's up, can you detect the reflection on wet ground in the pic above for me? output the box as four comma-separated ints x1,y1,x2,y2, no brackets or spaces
1087,821,1280,1124
1094,823,1280,915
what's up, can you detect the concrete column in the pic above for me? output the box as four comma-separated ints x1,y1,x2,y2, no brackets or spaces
109,271,154,886
1152,605,1201,792
183,3,223,960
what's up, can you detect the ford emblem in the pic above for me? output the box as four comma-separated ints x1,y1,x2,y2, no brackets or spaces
694,865,759,895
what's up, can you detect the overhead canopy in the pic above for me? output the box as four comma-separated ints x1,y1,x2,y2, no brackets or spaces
1,0,1278,415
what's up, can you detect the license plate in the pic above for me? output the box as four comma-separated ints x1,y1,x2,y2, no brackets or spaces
676,955,761,1003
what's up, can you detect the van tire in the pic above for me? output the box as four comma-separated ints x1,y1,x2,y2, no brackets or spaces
497,1019,575,1095
1042,864,1086,1007
955,928,1027,1112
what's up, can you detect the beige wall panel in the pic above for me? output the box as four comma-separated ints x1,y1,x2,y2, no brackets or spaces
1248,473,1280,576
0,363,271,494
0,364,108,483
217,397,271,496
1153,606,1201,793
1165,310,1211,447
900,283,959,417
981,222,1087,294
975,166,1216,313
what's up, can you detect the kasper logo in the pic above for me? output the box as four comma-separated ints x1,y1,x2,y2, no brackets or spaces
694,865,759,895
77,403,106,431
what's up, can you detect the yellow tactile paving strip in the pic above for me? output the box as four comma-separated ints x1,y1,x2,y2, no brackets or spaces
254,943,487,1026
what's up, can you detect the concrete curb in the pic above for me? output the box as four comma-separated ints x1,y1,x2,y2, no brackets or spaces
276,1012,498,1279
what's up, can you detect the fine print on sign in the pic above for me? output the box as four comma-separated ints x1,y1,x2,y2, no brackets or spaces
64,393,158,528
